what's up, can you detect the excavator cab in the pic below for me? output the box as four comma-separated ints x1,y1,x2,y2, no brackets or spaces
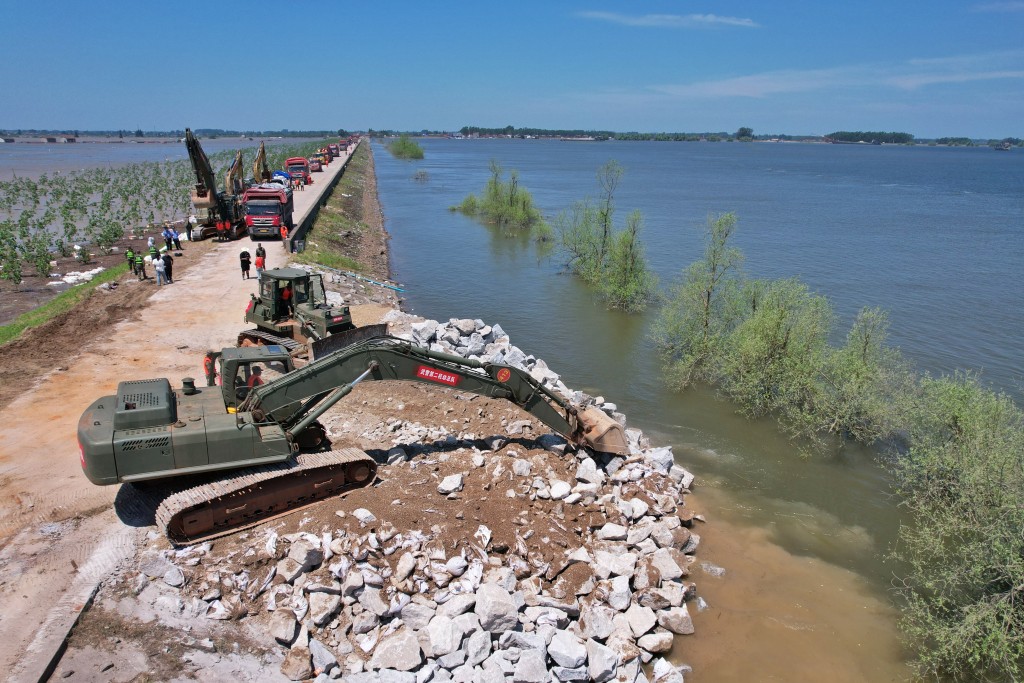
218,346,294,410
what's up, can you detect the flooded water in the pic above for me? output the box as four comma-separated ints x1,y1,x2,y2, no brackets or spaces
373,138,1024,680
0,137,323,179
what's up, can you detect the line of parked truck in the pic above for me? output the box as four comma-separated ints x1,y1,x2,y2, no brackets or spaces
185,129,357,241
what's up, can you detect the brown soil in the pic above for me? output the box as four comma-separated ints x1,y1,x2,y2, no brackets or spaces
0,238,216,412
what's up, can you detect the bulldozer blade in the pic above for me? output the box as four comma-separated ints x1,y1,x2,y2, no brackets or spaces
576,406,629,455
311,324,389,360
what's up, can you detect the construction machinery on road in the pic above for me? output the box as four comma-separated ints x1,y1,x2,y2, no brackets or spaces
237,267,383,360
78,335,629,545
242,182,294,238
285,156,312,187
185,128,246,240
252,140,273,184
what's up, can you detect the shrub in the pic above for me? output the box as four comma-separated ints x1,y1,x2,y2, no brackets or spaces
890,375,1024,680
388,135,424,160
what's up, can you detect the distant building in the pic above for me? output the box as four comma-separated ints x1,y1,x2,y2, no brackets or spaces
60,136,77,143
42,136,58,143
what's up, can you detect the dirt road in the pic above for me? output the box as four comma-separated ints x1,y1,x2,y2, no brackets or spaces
0,148,357,682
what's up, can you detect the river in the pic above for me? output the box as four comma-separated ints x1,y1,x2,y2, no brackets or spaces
373,138,1024,681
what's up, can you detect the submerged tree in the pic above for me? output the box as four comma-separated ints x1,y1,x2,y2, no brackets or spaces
652,212,744,387
453,160,544,234
555,161,656,312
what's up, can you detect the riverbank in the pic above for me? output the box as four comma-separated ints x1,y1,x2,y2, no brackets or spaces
0,141,702,682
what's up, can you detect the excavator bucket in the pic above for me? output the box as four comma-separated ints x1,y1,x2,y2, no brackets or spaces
311,324,389,360
576,406,629,455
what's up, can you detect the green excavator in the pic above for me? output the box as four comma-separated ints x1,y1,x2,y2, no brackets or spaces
78,335,629,545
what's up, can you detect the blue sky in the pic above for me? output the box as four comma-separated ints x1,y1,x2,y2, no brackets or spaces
3,1,1023,138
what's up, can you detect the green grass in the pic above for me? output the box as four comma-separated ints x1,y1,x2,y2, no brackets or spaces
295,143,374,275
0,262,129,346
293,249,361,272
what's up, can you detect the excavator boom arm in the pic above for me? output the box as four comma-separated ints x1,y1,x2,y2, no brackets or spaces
243,336,628,455
225,150,245,195
252,141,271,183
185,128,218,201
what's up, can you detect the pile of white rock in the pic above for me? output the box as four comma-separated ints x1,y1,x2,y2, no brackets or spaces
384,312,627,423
137,315,704,682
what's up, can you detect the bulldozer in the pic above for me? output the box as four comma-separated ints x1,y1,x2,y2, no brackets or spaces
78,335,629,545
237,267,386,361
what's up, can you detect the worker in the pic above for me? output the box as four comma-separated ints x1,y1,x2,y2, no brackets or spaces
280,224,288,244
133,251,147,280
153,251,167,286
161,250,174,283
171,227,183,250
255,243,266,262
246,365,264,389
216,221,227,242
203,351,218,387
125,246,135,272
254,252,266,279
148,243,160,261
280,282,293,318
161,225,174,251
239,248,251,280
186,214,196,242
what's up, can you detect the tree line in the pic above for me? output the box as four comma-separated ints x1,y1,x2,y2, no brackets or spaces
826,131,915,144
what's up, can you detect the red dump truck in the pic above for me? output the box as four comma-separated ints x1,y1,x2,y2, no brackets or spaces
242,183,294,237
285,157,312,186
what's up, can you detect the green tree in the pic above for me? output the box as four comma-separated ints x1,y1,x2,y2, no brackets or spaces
0,219,22,283
600,209,657,312
652,212,744,388
735,127,754,140
719,277,834,424
595,160,622,267
890,375,1024,680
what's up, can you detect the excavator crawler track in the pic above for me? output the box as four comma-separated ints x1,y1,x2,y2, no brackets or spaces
155,448,376,546
237,328,304,355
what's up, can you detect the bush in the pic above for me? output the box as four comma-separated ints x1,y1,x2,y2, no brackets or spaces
555,162,656,311
453,161,544,233
388,135,424,160
890,375,1024,680
651,213,743,387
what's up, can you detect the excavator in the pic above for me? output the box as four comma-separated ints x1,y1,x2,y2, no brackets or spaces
78,335,628,545
252,140,272,184
185,128,246,240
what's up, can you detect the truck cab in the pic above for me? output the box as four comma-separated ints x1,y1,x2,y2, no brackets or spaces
285,157,312,186
243,182,294,237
